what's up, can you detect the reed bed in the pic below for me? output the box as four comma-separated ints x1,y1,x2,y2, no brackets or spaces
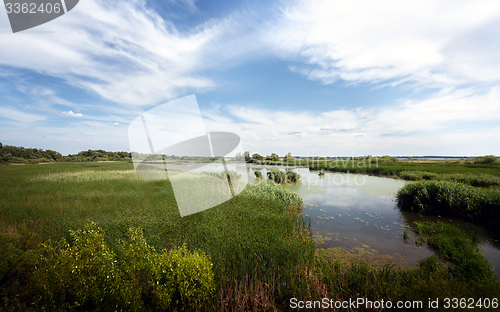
397,180,500,223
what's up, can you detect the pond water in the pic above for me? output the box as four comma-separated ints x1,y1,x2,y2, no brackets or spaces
148,162,500,274
247,165,435,268
246,165,500,275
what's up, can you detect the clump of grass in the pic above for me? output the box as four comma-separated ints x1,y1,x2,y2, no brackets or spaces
397,170,438,181
254,170,262,178
243,180,304,210
413,222,497,283
397,180,500,223
403,231,410,241
266,168,301,184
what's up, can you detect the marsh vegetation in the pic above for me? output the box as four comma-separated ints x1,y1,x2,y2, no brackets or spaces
1,161,500,310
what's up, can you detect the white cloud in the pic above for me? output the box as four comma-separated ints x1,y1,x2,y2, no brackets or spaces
0,0,228,105
62,111,83,117
0,107,46,123
271,0,500,87
202,87,500,156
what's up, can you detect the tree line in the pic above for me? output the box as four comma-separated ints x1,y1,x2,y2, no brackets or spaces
0,142,131,163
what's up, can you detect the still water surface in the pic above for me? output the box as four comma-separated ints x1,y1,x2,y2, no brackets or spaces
247,165,500,276
160,163,500,275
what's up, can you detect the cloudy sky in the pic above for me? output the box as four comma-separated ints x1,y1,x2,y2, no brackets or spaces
1,0,500,156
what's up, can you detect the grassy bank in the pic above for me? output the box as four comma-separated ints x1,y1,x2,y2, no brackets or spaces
307,159,500,176
1,163,500,310
397,180,500,224
397,171,500,187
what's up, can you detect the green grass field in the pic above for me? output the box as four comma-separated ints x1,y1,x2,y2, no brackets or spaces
1,162,500,311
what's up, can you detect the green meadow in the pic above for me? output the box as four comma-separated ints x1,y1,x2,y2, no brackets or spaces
1,161,500,311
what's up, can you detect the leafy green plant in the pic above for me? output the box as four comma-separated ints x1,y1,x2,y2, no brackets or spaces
24,222,215,311
254,170,263,178
120,227,215,310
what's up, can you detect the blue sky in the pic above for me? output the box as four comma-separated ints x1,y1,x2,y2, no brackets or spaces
1,0,500,156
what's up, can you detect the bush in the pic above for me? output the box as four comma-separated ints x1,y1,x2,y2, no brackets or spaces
266,168,301,184
286,170,301,182
35,222,129,310
254,170,262,178
12,222,216,311
120,227,215,310
473,155,500,165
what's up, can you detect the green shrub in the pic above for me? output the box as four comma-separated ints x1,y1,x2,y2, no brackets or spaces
474,155,500,165
120,227,215,310
23,222,215,311
35,222,128,310
266,168,301,184
286,169,301,182
254,170,262,178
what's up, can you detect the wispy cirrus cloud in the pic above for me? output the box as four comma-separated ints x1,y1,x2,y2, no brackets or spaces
0,107,47,123
270,0,500,88
0,0,240,105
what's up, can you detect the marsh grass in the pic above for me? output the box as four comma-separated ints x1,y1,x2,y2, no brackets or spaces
1,163,500,310
30,169,138,182
413,222,497,283
397,180,500,223
309,159,500,177
397,170,500,187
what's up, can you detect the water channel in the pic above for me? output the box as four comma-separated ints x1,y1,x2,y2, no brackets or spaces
159,162,500,276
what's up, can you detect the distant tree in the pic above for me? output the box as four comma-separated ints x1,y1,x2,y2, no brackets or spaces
244,151,251,162
0,142,3,149
252,153,264,162
379,155,399,163
265,154,280,161
474,155,500,165
407,156,413,162
283,152,294,163
2,152,12,162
